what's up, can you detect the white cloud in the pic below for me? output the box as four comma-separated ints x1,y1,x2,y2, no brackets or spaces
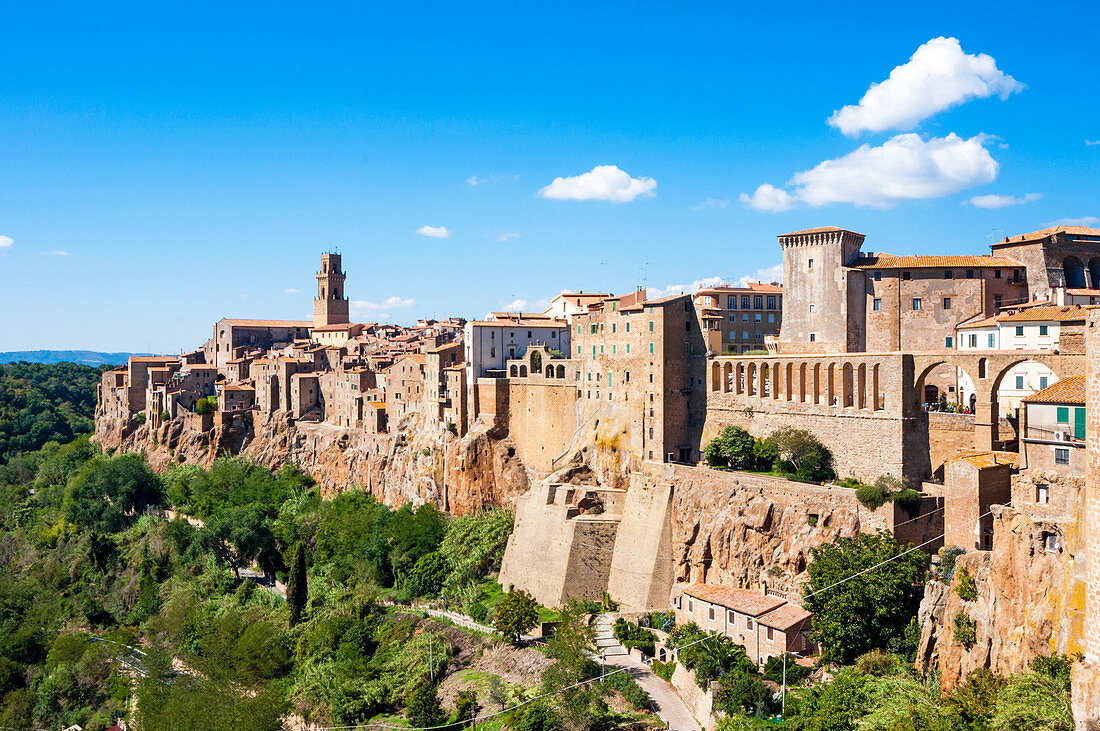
968,193,1042,209
1046,216,1099,227
416,225,451,239
1086,140,1100,146
0,235,12,249
647,276,725,300
466,175,483,186
744,133,998,211
351,296,416,314
739,184,795,212
828,37,1023,136
737,264,783,287
538,165,656,203
38,249,70,256
693,198,730,210
285,288,302,294
498,232,521,242
502,299,527,311
239,294,248,299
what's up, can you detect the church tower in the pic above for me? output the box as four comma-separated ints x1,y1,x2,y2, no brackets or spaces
313,252,350,329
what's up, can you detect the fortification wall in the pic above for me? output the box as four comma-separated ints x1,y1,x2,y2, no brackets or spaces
606,475,675,612
506,379,577,473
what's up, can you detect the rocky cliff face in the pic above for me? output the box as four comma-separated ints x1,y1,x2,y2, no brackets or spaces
94,412,530,514
916,504,1088,691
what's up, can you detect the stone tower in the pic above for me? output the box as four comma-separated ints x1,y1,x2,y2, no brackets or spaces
313,252,350,329
775,227,867,353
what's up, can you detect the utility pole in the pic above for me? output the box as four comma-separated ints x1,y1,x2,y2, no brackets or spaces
781,650,787,716
429,632,434,684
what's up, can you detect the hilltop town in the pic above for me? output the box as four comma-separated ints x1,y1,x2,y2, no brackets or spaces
94,224,1100,728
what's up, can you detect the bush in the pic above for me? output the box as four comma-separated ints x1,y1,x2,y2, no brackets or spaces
956,566,978,602
704,426,756,470
941,547,965,582
762,654,811,685
767,427,834,482
651,659,676,682
888,488,923,516
855,483,889,510
601,670,650,709
612,618,656,656
953,612,977,649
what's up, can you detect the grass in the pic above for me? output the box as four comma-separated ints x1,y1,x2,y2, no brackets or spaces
479,579,560,623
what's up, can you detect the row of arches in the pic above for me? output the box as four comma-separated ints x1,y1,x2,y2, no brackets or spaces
509,363,568,379
1062,255,1100,290
710,359,886,411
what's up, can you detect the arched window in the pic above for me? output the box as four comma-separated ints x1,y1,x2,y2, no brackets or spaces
519,365,528,377
556,364,565,378
1064,256,1086,288
509,365,518,377
333,289,340,300
545,365,554,378
1089,258,1100,288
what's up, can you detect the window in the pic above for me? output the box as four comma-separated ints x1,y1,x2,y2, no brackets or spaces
626,322,630,332
600,345,604,354
743,314,750,322
1039,325,1049,336
1056,406,1069,423
809,304,816,313
944,269,953,279
649,343,654,353
902,271,911,280
768,314,775,323
766,626,774,641
754,296,763,309
625,371,630,382
755,314,762,323
943,297,951,310
649,321,654,332
577,346,581,355
527,331,532,338
612,324,616,333
591,324,598,334
708,607,715,621
626,344,630,353
988,334,996,347
767,296,776,310
945,336,953,348
1055,448,1070,465
743,331,750,340
873,298,882,311
966,269,974,279
809,333,816,342
730,296,737,310
728,610,735,624
994,295,1002,309
873,271,882,281
969,334,977,348
742,296,750,309
994,269,1002,279
490,347,496,357
1040,376,1048,389
1015,326,1024,336
1015,375,1024,389
1037,484,1050,504
612,345,616,354
687,598,694,612
1043,531,1059,553
747,617,754,630
808,258,814,269
912,298,922,310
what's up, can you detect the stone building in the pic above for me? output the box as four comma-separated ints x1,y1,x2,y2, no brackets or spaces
942,450,1019,551
389,354,427,419
313,252,350,329
694,283,782,356
212,319,311,370
989,225,1100,301
1020,376,1086,476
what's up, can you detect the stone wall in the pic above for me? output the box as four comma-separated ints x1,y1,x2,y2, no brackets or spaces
506,378,577,473
606,475,675,612
669,661,719,730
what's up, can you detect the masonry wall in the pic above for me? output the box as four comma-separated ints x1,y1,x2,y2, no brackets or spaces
506,378,578,472
606,476,675,612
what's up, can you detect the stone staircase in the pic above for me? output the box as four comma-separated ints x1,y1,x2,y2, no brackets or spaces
593,613,628,657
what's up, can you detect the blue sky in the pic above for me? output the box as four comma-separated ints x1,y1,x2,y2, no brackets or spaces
1,1,1097,352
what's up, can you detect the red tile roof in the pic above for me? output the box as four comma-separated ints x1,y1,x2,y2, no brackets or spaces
997,305,1086,323
758,603,813,631
779,226,861,237
1023,375,1085,405
995,226,1100,244
848,253,1022,269
220,319,312,328
1066,288,1100,296
682,584,787,616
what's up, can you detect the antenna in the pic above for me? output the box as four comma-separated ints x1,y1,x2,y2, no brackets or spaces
639,261,652,292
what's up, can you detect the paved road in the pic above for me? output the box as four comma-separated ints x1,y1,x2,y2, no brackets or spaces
594,614,698,731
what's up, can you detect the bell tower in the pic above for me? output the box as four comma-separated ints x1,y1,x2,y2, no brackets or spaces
313,252,350,329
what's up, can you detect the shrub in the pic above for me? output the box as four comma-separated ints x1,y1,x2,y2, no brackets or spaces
956,566,978,602
953,612,977,649
133,412,147,425
612,618,656,656
806,514,818,527
762,654,811,685
888,488,923,516
941,547,965,582
855,483,889,510
704,426,756,470
601,671,650,709
767,427,834,481
651,659,676,682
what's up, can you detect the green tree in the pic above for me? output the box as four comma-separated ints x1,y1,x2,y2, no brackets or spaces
453,688,481,728
286,542,308,626
407,551,448,598
493,589,540,645
703,426,755,469
545,600,595,671
804,668,866,731
767,426,834,481
488,675,509,711
406,685,445,727
803,532,925,664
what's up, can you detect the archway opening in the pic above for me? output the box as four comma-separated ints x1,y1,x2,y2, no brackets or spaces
1064,256,1086,289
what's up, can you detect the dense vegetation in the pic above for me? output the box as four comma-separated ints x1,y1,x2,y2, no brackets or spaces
0,361,103,463
703,425,834,482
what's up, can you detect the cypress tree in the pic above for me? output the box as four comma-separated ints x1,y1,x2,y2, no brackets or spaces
286,541,308,626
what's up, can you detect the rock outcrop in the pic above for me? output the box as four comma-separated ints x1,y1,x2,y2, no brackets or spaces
95,411,530,514
917,503,1089,691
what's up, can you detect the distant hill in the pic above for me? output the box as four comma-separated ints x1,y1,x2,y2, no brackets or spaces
0,350,153,366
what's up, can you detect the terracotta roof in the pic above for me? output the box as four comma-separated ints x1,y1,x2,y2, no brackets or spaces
1023,375,1085,405
697,283,783,295
312,323,361,332
292,372,319,379
365,401,386,410
682,584,787,617
944,449,1020,470
185,364,218,370
758,603,813,631
994,226,1100,244
956,315,999,329
219,383,255,392
997,305,1086,323
220,319,312,328
129,356,178,363
469,319,568,328
779,226,860,237
427,342,463,353
848,253,1022,269
396,354,428,365
642,292,693,306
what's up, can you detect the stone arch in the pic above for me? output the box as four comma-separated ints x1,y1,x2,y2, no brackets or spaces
799,363,807,403
857,363,867,409
978,357,987,379
519,365,528,377
711,362,721,392
785,363,794,401
509,365,518,377
748,362,757,396
872,363,882,410
736,362,745,395
1091,258,1100,289
812,363,821,404
556,364,565,378
545,365,554,378
722,362,732,393
914,360,978,411
826,363,836,406
842,363,854,407
1064,255,1086,289
990,358,1061,418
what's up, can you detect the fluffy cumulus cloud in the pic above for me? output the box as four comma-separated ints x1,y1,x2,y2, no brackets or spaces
647,276,725,300
739,184,795,213
415,225,451,239
828,37,1023,136
351,296,416,314
744,133,998,211
538,165,656,203
0,235,12,249
737,264,783,287
968,193,1042,209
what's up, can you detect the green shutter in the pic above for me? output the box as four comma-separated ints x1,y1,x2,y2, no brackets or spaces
1075,407,1086,440
1057,406,1069,423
